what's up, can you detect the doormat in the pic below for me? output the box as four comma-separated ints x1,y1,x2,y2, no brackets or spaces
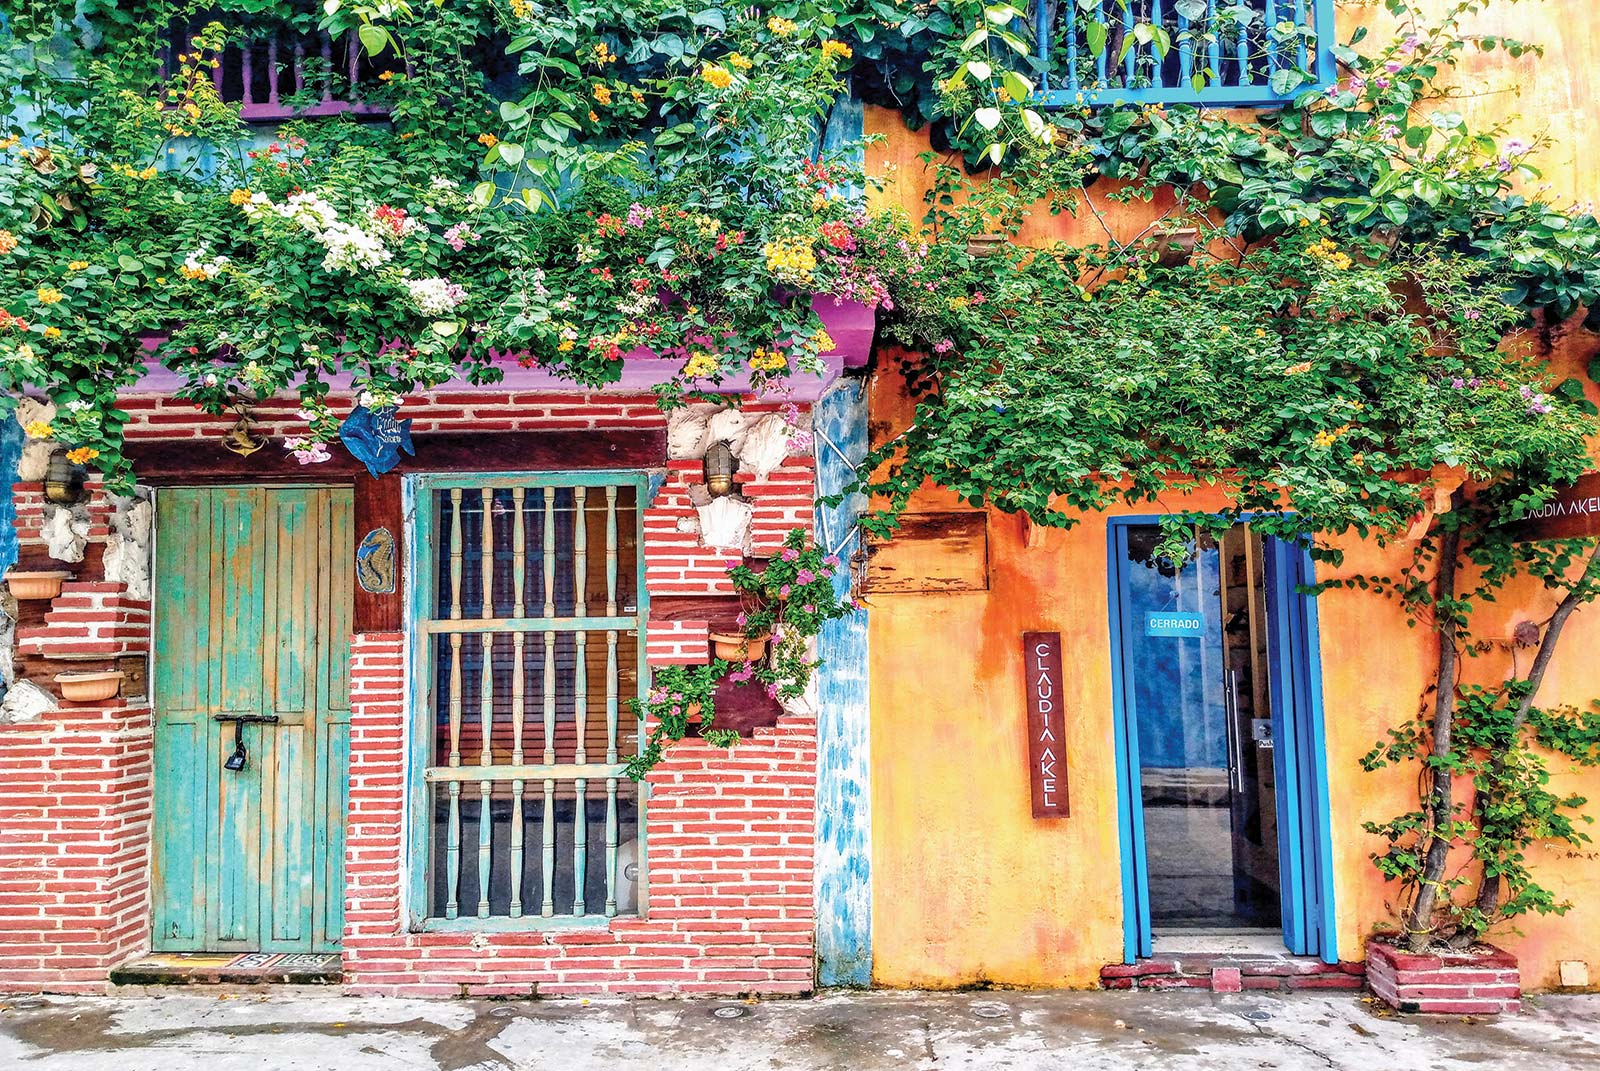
110,951,342,986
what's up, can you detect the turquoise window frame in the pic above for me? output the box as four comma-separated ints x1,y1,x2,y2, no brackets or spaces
1105,515,1338,963
403,470,652,932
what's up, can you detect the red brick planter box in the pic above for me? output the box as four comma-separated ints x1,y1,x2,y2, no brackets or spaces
1366,938,1521,1015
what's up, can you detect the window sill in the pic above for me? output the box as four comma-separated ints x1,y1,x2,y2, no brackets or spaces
415,913,637,934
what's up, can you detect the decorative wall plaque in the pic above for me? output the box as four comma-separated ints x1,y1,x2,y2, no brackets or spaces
355,526,397,594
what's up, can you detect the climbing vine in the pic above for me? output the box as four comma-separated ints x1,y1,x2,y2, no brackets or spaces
5,0,1600,916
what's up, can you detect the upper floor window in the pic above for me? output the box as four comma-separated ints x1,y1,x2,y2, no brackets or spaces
1036,0,1336,107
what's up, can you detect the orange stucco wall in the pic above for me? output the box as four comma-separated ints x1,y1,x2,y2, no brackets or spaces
863,0,1600,990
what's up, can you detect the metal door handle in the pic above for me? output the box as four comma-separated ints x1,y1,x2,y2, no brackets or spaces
1224,669,1244,794
215,715,278,771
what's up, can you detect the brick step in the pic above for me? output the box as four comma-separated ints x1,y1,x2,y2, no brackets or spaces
1101,951,1366,993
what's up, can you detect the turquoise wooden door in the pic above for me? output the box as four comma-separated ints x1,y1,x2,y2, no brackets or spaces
152,486,352,953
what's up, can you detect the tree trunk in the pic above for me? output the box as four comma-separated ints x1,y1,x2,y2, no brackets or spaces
1403,511,1463,953
1461,542,1600,944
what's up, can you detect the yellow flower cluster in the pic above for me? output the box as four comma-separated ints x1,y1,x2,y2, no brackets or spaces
821,40,853,61
683,351,720,378
1305,236,1353,270
43,326,61,340
593,83,613,105
228,188,253,205
767,16,796,35
763,237,817,285
36,287,63,305
0,135,18,151
728,52,753,71
0,230,15,254
23,420,53,439
591,42,617,65
477,132,499,147
701,65,733,89
65,447,99,464
1312,423,1352,449
810,328,835,352
749,348,788,372
510,0,533,18
67,260,89,271
111,163,159,181
1284,361,1313,375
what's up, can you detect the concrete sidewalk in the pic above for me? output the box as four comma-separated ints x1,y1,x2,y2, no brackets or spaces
2,989,1598,1071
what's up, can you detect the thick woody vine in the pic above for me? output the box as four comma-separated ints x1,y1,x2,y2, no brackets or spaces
5,0,1600,928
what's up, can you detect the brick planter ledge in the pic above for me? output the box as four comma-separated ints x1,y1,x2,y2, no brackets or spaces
1366,938,1521,1015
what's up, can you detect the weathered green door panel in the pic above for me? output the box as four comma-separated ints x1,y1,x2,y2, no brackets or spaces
152,486,351,954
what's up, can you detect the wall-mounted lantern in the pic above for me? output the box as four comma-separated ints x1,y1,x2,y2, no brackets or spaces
43,446,88,507
703,440,737,497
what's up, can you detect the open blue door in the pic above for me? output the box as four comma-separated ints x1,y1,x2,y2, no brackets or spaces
1110,520,1336,963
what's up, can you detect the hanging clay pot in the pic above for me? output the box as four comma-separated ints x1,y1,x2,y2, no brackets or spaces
710,631,770,662
55,670,124,704
684,702,704,724
7,570,72,601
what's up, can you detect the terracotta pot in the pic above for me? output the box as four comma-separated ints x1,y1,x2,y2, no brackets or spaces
710,631,770,662
7,570,73,601
1145,226,1200,267
684,702,704,724
55,670,124,704
966,233,1008,258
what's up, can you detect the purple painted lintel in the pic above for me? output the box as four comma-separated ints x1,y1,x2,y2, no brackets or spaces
128,295,874,402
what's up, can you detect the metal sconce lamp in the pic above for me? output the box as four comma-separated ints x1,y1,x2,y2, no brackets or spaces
703,440,737,497
43,446,89,507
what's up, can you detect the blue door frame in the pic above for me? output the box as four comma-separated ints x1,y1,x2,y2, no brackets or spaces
1107,517,1338,963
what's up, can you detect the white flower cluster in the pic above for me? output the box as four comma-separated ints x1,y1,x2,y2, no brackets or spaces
180,244,231,280
404,276,468,316
240,189,394,274
319,222,393,273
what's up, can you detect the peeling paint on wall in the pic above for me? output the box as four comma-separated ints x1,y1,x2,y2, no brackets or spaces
814,379,872,987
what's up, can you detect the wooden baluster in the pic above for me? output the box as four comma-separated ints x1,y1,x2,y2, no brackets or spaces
266,36,280,108
320,33,334,103
540,487,557,917
445,489,464,919
477,489,494,917
604,486,618,617
1236,0,1251,85
239,40,254,108
1207,0,1222,84
292,40,306,97
509,488,526,917
575,483,594,947
605,629,620,916
1150,0,1164,88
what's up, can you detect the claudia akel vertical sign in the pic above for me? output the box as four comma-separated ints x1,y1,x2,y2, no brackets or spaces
1023,631,1069,818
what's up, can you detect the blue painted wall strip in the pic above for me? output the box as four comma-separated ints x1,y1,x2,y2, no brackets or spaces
0,415,19,576
813,378,873,987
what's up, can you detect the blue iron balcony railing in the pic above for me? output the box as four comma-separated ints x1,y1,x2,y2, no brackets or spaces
1034,0,1337,108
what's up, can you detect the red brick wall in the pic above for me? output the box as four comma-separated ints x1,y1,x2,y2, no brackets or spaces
0,555,153,997
0,389,821,994
342,634,818,997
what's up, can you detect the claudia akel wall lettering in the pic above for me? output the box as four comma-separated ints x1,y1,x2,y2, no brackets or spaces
1023,631,1069,818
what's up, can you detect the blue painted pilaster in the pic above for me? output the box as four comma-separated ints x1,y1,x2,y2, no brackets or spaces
813,378,872,987
0,414,19,575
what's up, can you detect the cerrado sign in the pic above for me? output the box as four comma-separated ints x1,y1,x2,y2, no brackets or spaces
1508,473,1600,541
1023,631,1070,818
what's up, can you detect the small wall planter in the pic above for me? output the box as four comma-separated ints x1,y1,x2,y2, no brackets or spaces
709,631,769,662
1366,937,1521,1015
7,570,73,601
1145,226,1201,267
55,670,125,704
